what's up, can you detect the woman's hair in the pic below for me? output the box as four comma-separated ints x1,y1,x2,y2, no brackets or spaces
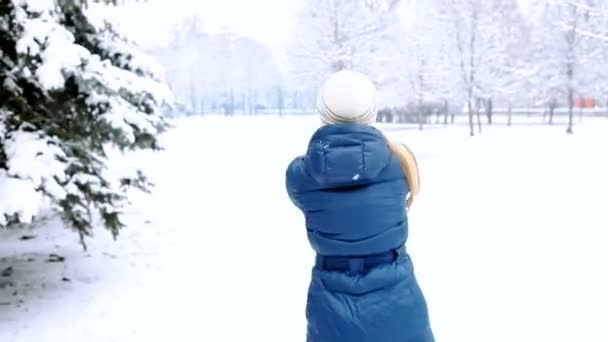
385,137,420,209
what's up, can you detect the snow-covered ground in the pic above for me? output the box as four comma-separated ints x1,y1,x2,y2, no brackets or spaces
1,115,608,342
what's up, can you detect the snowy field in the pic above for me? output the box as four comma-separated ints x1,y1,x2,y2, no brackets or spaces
1,115,608,342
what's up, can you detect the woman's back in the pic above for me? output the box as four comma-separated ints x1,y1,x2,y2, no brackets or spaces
286,123,409,256
285,70,434,342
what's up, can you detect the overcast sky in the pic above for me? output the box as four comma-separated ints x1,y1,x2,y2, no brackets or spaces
98,0,299,49
102,0,532,50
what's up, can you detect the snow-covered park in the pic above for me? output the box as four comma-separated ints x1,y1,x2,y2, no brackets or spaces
3,0,608,341
2,115,608,342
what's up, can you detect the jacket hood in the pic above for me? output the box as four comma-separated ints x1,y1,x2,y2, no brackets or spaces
304,124,392,187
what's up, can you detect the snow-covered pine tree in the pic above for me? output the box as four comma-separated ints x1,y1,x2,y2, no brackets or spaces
0,0,173,246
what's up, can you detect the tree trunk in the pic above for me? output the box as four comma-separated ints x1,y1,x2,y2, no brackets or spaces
253,91,259,115
467,8,478,136
292,91,298,110
189,79,196,116
476,98,482,133
241,93,247,115
228,89,235,116
567,87,574,134
468,100,475,136
507,101,513,126
190,97,196,116
486,98,493,124
549,102,555,125
565,11,575,135
443,100,449,125
277,87,284,116
417,98,424,131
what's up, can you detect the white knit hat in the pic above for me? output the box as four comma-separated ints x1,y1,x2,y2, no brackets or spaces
317,70,378,125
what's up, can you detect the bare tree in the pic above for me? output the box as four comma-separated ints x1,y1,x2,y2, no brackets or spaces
530,0,608,134
387,1,460,130
437,0,488,136
287,0,402,87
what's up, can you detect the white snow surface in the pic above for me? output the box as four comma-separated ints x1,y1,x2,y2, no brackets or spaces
1,115,608,341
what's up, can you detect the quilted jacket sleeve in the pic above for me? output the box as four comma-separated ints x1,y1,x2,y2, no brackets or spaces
285,156,306,210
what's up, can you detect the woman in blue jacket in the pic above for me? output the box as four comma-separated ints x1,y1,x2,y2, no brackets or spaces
286,70,434,342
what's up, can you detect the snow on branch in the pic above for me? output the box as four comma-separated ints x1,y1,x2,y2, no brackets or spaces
0,127,70,225
575,27,608,42
555,19,608,42
563,0,608,17
1,0,173,239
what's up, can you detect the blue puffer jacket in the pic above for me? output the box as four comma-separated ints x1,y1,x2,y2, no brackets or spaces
286,124,434,342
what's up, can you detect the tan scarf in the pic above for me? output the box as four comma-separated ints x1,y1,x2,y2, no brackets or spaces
385,136,420,209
